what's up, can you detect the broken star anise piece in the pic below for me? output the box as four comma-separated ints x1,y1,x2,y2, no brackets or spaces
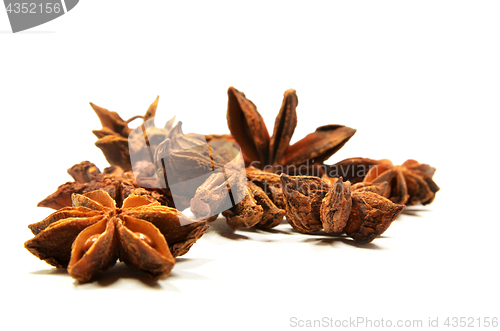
343,187,405,243
226,87,356,173
25,190,208,282
37,161,172,210
363,159,440,205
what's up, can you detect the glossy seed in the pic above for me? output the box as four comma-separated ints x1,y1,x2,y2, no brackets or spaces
135,232,153,247
83,234,101,253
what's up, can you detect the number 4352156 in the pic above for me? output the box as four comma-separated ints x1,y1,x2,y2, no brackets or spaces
6,3,62,14
444,317,498,328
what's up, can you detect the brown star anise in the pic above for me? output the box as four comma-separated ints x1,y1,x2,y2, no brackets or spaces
90,97,159,172
363,159,440,205
226,87,357,173
25,190,209,282
190,166,287,230
280,174,405,242
37,161,173,210
325,157,440,206
91,96,209,176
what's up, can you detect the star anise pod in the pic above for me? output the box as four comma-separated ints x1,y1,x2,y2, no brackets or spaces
92,96,210,177
153,130,244,211
280,174,404,242
226,87,356,173
37,161,172,210
190,164,288,230
25,190,209,282
90,97,159,172
362,159,440,205
325,157,440,206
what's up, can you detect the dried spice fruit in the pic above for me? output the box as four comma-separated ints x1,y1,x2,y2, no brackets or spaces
222,187,264,229
248,181,285,229
226,87,356,173
154,127,243,211
343,188,405,243
363,159,440,205
319,177,352,233
190,166,248,221
278,173,404,242
38,161,172,210
132,118,208,178
280,174,330,233
350,181,388,196
190,171,234,220
22,87,445,287
246,166,286,210
92,96,209,176
91,97,159,171
190,166,286,229
26,190,208,282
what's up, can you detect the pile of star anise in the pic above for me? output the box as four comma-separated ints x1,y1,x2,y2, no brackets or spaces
26,87,439,283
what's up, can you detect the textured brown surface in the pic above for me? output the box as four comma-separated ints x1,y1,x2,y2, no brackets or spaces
116,216,175,280
226,87,356,173
248,181,285,229
227,86,270,166
364,159,440,205
344,191,405,243
280,174,330,233
325,157,391,183
222,187,263,229
37,161,172,210
68,218,118,282
90,97,159,171
26,190,207,282
350,181,389,196
280,125,357,167
246,166,286,210
320,177,352,233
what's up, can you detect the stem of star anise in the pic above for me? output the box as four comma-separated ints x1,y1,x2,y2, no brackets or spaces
126,115,144,123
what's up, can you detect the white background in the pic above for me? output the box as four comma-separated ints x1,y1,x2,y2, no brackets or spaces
1,1,499,330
